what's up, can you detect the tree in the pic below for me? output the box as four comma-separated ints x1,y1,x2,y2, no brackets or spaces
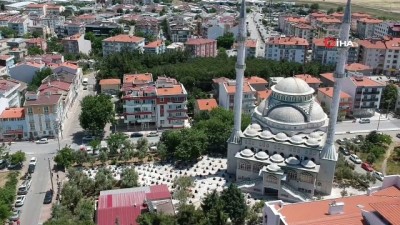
61,182,83,211
216,33,235,49
79,94,115,135
336,6,344,12
137,212,176,225
54,146,75,169
201,191,228,225
310,3,319,11
174,129,207,161
75,150,88,165
106,132,128,156
99,150,108,165
94,168,115,194
220,184,248,225
247,201,264,225
29,67,53,91
137,137,149,160
176,204,205,225
327,8,335,14
0,4,5,11
381,84,398,110
47,37,64,53
173,176,194,205
74,198,94,221
120,167,139,188
27,46,45,55
120,140,135,162
0,27,16,38
9,150,25,165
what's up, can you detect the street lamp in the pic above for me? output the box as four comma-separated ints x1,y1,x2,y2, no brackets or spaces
54,120,62,151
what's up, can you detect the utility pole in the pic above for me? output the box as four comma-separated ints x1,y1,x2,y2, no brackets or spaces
377,113,382,131
48,158,54,191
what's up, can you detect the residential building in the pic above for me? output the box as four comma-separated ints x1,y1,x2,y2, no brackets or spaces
135,17,160,37
185,38,217,58
244,39,258,58
294,74,322,91
122,73,188,129
356,18,383,39
256,89,272,105
0,108,25,141
315,16,341,38
0,39,10,55
317,87,352,119
246,76,268,91
96,185,174,225
25,4,47,16
351,12,372,31
85,21,121,36
0,78,22,110
319,72,335,87
280,17,308,35
388,23,400,37
102,34,145,56
9,62,45,83
170,23,193,43
357,39,387,74
292,23,315,46
62,34,92,55
24,91,64,139
50,62,83,98
345,63,373,76
8,16,30,37
65,22,85,36
166,42,184,52
99,79,121,95
41,15,65,30
194,99,218,114
8,48,27,62
6,38,26,49
46,4,65,15
74,14,96,24
218,80,256,114
265,36,308,63
309,12,328,27
383,37,400,75
202,16,239,40
212,77,230,99
262,175,400,225
341,74,385,117
312,38,359,65
26,38,47,51
0,55,15,69
144,40,165,54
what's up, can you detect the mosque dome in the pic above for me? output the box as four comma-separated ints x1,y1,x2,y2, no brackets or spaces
268,106,305,124
301,159,316,169
305,138,320,147
240,149,254,157
290,135,305,144
255,151,269,160
250,123,262,131
274,132,288,142
273,77,314,95
259,130,274,139
244,128,258,137
267,163,281,172
285,157,300,165
308,132,322,140
270,154,284,163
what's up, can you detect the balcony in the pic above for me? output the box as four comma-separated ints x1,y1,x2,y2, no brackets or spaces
362,98,379,102
167,107,188,112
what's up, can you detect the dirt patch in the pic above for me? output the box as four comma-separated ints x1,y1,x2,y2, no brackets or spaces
0,171,10,187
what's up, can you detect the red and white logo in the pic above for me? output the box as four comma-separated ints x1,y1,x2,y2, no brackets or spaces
324,37,354,48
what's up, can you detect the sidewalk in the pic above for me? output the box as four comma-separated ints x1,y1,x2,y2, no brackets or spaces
340,111,394,123
38,159,66,224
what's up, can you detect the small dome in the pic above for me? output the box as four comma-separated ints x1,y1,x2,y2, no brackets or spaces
290,135,304,144
250,123,262,131
308,132,321,139
274,132,288,141
259,130,274,139
267,163,281,172
255,151,269,160
268,106,306,124
285,157,300,165
301,159,316,169
273,77,313,95
309,104,326,121
270,154,284,163
244,128,258,137
305,138,320,147
240,149,254,157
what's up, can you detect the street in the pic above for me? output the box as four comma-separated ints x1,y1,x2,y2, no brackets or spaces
335,117,400,134
246,12,266,58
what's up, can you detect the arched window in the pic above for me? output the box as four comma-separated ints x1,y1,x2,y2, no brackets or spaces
287,170,297,180
266,175,278,184
299,172,314,183
245,163,251,171
280,153,285,158
253,163,263,173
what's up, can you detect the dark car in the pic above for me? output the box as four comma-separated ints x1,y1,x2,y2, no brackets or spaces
339,146,350,156
43,190,53,204
28,164,35,173
130,132,144,138
397,133,400,138
8,162,22,170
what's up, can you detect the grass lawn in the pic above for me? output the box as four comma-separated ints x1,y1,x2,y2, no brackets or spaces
0,171,10,188
280,0,400,19
386,147,400,175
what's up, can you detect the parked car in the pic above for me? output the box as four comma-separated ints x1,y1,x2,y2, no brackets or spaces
36,138,48,144
18,179,32,195
15,195,26,207
336,139,344,145
9,208,21,221
359,118,371,124
29,157,37,165
350,154,362,164
373,171,384,181
28,164,35,173
43,190,53,204
7,162,22,170
131,132,144,138
0,159,7,169
339,146,350,156
352,138,361,144
82,136,95,142
396,133,400,138
361,162,374,172
147,131,159,137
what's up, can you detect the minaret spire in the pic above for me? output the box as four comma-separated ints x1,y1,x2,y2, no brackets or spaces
228,0,246,144
321,0,352,161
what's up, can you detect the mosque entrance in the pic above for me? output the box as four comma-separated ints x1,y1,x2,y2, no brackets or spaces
264,187,278,197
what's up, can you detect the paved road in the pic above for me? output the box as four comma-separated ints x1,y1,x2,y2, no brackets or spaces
246,12,265,58
335,118,400,134
8,73,96,225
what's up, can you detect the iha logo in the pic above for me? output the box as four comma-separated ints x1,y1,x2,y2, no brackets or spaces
323,37,354,48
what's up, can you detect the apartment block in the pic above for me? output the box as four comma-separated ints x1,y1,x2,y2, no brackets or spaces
170,23,193,43
135,17,160,37
218,80,256,114
102,34,145,56
194,99,218,115
26,38,47,51
185,38,217,57
122,73,188,129
383,37,400,75
356,18,383,39
99,79,121,95
25,4,47,16
0,108,26,141
317,87,352,119
265,36,308,63
144,40,165,54
8,15,30,37
245,39,258,58
312,38,359,65
9,61,45,83
315,16,341,38
62,34,92,55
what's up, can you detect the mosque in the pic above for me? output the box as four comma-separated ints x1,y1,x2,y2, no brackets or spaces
227,0,353,202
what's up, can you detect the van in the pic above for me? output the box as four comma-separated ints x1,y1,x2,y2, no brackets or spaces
82,78,89,86
18,179,32,194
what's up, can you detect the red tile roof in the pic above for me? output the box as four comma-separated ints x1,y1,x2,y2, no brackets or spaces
278,186,400,225
245,76,268,85
39,81,71,93
144,40,163,48
103,34,144,43
266,36,308,46
358,39,386,49
0,79,19,92
350,76,385,87
123,73,153,84
212,77,230,84
320,72,334,82
0,55,14,61
24,94,62,106
358,18,383,24
294,74,322,84
196,99,218,111
257,89,272,100
318,87,351,99
185,38,216,45
97,206,141,225
316,16,341,24
384,37,400,50
156,84,184,96
345,63,372,71
245,39,257,48
224,82,254,94
0,108,24,119
285,17,308,24
369,199,400,225
100,79,121,85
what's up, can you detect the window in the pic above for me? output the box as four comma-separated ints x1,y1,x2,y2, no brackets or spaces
27,107,33,114
253,163,263,173
17,125,23,130
45,122,51,129
266,175,278,184
287,170,297,180
160,97,164,102
299,172,314,183
29,122,35,131
44,106,49,114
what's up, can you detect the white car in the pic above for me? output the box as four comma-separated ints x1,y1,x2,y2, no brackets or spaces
29,157,37,165
373,171,384,181
36,138,48,144
15,195,26,207
359,118,371,124
350,154,362,164
147,131,159,137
